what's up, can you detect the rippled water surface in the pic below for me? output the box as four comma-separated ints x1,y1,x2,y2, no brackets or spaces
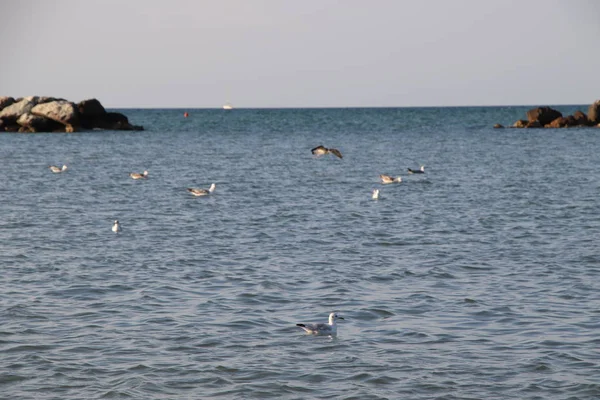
2,106,600,399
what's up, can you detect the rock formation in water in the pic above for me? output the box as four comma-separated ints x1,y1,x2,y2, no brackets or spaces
495,99,600,129
0,96,143,133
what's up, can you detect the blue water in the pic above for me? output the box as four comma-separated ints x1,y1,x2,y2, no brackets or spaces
2,106,600,399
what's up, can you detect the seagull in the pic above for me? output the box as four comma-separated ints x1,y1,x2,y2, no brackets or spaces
112,220,121,233
372,189,380,200
311,145,343,159
296,312,344,336
130,170,148,180
408,166,425,174
380,174,402,184
49,165,67,173
187,183,216,196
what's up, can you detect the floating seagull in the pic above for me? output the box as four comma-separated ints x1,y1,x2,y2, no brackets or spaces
112,220,121,233
49,165,67,173
296,312,344,336
380,174,402,184
187,183,216,196
372,189,380,200
130,170,148,180
311,145,343,159
408,166,425,174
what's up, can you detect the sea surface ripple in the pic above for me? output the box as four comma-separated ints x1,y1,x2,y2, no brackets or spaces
1,106,600,399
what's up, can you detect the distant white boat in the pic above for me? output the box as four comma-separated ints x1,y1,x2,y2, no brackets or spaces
223,103,233,110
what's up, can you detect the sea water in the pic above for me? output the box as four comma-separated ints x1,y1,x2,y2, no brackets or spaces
1,106,599,399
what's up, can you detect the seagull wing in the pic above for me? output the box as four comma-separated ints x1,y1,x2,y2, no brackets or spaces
297,322,332,334
329,148,343,158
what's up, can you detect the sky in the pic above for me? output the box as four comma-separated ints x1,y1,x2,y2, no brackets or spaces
2,0,599,108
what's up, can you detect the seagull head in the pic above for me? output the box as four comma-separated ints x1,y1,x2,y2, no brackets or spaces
329,312,344,324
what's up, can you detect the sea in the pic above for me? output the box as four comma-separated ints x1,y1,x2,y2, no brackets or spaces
1,105,600,399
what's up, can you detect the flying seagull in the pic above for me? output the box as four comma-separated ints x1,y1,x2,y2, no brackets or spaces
311,145,343,159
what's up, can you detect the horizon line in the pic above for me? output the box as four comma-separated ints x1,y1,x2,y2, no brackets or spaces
105,102,594,110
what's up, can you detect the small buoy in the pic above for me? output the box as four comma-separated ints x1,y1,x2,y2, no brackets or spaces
184,112,189,118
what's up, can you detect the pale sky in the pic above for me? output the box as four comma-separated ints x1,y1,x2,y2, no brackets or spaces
2,0,599,108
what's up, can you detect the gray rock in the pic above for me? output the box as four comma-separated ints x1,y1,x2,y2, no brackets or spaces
31,100,79,126
17,112,62,132
23,96,41,104
588,100,600,123
0,96,15,111
0,99,36,121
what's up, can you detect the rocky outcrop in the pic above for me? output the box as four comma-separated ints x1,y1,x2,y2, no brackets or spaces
526,120,542,128
573,110,589,126
0,96,143,132
0,99,36,121
500,101,600,129
17,112,63,132
31,100,79,126
513,120,528,128
589,100,600,124
78,99,106,119
0,96,15,111
526,107,562,126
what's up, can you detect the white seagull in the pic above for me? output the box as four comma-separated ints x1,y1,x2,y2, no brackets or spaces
296,312,344,336
112,220,121,233
130,170,148,179
187,183,216,196
380,174,402,184
408,166,425,174
49,165,68,173
372,189,380,200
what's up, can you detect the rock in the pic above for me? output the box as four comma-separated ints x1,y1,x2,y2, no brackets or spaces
31,100,79,126
526,120,542,128
91,111,142,130
18,126,35,133
78,99,107,129
0,99,36,121
513,119,528,128
1,96,142,132
493,123,504,128
565,115,578,127
38,96,62,104
17,112,63,132
78,98,106,118
0,96,15,111
23,96,41,104
572,110,589,126
546,117,568,128
526,106,563,126
4,123,21,132
588,100,600,124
